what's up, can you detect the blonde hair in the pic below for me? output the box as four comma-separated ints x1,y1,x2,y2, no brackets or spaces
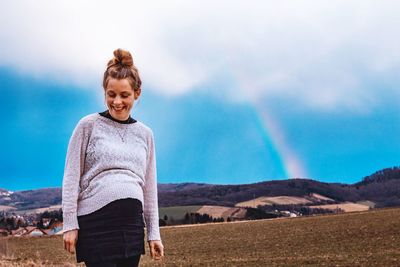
103,48,142,91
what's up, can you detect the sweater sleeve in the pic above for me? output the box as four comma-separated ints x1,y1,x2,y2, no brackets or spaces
62,117,91,232
143,130,161,241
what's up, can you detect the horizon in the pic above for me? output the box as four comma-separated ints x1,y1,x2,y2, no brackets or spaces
2,166,395,192
1,1,399,191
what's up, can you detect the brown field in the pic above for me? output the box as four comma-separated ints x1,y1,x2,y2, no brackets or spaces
236,196,312,208
0,205,16,212
309,202,370,212
309,193,334,202
356,200,376,208
196,205,247,220
1,207,400,266
15,205,63,215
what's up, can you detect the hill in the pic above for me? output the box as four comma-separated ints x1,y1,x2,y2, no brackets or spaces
158,167,400,208
0,187,61,211
1,167,399,212
353,167,400,207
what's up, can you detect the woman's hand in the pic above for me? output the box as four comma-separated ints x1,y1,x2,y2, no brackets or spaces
63,229,78,254
148,240,164,260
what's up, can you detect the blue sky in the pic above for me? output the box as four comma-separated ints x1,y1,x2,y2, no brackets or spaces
0,1,399,190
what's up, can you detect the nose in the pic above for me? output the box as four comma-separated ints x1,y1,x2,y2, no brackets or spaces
113,95,122,105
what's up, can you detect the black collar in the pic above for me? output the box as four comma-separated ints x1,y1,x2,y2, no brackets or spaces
99,110,137,124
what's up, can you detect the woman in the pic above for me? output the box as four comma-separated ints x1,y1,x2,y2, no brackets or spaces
62,49,164,267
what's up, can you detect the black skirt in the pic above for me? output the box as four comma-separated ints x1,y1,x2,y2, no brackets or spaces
76,198,145,263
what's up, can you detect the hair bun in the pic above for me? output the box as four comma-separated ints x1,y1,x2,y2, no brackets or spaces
103,48,141,90
113,48,133,67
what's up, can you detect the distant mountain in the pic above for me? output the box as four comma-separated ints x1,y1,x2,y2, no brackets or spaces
353,167,400,208
0,187,61,211
355,167,400,185
1,167,399,212
0,188,13,196
158,179,356,207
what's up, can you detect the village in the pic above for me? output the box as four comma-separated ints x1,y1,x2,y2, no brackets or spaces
0,210,64,237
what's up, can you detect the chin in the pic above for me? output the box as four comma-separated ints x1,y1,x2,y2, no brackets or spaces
110,108,130,120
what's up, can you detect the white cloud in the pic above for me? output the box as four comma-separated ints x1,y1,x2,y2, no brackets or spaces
1,1,400,110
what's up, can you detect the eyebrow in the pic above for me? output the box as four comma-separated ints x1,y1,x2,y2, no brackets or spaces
106,90,132,94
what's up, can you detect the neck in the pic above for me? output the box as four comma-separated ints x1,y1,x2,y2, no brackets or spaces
99,110,137,124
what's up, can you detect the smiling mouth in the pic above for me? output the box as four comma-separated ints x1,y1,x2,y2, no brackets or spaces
112,106,126,112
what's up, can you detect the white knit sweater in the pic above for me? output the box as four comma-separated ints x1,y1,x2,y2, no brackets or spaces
61,113,161,241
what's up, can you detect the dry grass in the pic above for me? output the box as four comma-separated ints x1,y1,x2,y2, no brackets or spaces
196,206,246,220
0,205,17,212
1,207,400,266
309,202,370,212
15,205,63,215
309,193,334,202
236,196,312,208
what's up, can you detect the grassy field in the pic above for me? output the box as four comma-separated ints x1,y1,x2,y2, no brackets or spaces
1,207,400,266
158,205,202,221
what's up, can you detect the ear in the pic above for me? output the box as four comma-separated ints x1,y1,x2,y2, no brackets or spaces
134,88,142,100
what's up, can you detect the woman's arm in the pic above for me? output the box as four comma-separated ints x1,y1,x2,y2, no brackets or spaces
143,130,164,260
62,117,92,232
62,117,93,254
143,130,162,242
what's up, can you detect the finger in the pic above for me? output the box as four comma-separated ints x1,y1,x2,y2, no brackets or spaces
150,244,155,259
65,239,70,251
68,242,73,254
70,243,76,254
154,246,162,260
71,240,76,254
66,240,75,254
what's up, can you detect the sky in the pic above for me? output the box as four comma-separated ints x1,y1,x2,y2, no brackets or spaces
0,1,399,191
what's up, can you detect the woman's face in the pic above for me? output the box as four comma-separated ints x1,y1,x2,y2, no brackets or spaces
105,78,140,121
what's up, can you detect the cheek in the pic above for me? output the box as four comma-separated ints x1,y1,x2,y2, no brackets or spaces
105,97,113,105
124,98,135,106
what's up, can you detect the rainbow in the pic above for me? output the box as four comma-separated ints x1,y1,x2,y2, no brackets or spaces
253,102,307,179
